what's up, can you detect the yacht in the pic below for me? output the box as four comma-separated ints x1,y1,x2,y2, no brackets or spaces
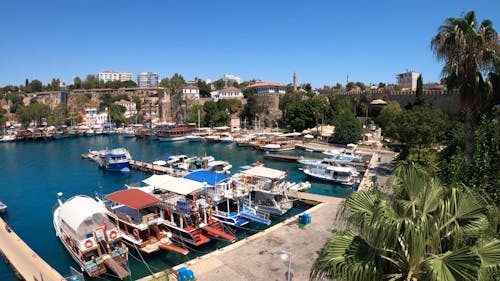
0,200,7,214
303,163,359,186
53,193,130,279
97,148,132,172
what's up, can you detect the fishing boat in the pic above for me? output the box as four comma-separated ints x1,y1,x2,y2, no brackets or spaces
139,175,237,246
97,148,132,172
103,188,189,255
303,163,359,186
0,200,7,214
231,166,298,216
157,125,193,142
184,171,271,226
53,193,130,279
0,134,15,142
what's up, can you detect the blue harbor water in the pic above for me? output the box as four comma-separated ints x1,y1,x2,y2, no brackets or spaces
0,136,354,280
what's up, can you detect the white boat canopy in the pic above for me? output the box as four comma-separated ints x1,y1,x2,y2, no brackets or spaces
241,166,286,180
59,196,111,240
143,174,204,195
326,165,355,173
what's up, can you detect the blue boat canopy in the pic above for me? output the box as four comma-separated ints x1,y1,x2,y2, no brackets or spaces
184,170,229,185
163,154,173,159
107,153,126,157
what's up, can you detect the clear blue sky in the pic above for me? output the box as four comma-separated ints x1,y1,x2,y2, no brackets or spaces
0,0,499,88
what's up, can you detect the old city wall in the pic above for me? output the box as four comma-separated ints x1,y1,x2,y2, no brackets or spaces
255,93,281,126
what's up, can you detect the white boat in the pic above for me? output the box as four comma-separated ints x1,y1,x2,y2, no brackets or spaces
186,134,203,142
231,166,300,216
53,193,130,279
97,148,132,172
0,135,16,142
85,129,95,137
206,160,232,174
261,143,295,152
303,164,359,186
0,200,7,213
204,134,221,143
122,127,135,138
103,188,189,255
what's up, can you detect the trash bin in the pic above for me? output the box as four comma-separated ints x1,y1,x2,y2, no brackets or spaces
298,213,311,228
371,174,378,183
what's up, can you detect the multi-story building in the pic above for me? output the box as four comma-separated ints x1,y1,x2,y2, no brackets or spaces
98,70,133,83
210,87,244,101
247,82,286,95
137,72,159,88
396,70,420,91
222,74,242,85
178,85,200,99
114,99,137,118
83,108,108,126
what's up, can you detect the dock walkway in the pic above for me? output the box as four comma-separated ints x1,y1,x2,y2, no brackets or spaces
0,217,65,281
129,160,188,177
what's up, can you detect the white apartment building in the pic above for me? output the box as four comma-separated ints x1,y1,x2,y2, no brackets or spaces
137,72,159,88
396,70,420,91
222,74,242,85
211,86,244,101
98,70,133,83
114,99,137,118
83,107,108,126
178,85,200,99
247,82,286,95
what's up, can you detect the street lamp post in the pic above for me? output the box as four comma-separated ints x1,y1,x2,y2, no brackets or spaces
280,250,292,281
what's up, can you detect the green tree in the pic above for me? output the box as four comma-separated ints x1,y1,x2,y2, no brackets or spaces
377,102,403,139
241,90,260,125
431,10,499,160
29,102,51,126
73,77,82,89
0,108,7,128
188,104,205,126
196,79,211,98
108,103,126,127
82,74,98,89
415,74,425,106
122,80,137,88
311,163,500,281
16,106,31,127
203,100,219,127
132,96,142,111
332,110,362,144
212,79,226,90
29,79,43,93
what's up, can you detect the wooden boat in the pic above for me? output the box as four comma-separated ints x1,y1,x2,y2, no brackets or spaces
103,188,189,255
53,193,130,279
0,200,7,214
157,125,193,142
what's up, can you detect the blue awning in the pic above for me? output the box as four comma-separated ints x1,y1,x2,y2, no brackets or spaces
107,153,126,157
184,170,229,185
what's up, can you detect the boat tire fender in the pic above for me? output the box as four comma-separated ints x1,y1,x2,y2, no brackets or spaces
133,229,139,237
109,230,117,239
85,239,93,248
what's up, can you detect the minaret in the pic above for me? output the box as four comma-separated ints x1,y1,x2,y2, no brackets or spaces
293,72,297,92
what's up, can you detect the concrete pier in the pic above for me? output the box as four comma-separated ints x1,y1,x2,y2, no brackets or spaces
0,217,65,281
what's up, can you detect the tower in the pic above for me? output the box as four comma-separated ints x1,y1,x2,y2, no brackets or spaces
293,72,297,92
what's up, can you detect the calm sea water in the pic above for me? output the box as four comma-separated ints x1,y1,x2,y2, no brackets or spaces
0,136,353,280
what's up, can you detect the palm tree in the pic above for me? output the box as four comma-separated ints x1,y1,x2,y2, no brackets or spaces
310,162,500,281
431,10,499,160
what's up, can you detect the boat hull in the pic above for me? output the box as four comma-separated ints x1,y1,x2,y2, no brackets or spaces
303,169,355,186
158,136,187,142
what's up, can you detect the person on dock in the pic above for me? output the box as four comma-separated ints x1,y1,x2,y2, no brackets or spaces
4,222,11,233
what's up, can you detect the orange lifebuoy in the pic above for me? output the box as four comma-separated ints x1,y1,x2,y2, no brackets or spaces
207,197,213,205
133,229,139,237
109,230,117,239
85,239,93,248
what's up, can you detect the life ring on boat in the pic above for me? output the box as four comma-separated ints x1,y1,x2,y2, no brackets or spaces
109,230,117,240
165,206,171,216
219,190,225,197
207,197,213,205
133,229,140,237
85,239,93,249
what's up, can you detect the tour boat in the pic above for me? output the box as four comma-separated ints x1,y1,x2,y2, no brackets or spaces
261,143,295,152
219,133,234,144
0,200,7,214
231,166,298,216
138,175,237,246
204,134,221,143
53,193,130,279
102,189,189,255
97,148,132,172
184,170,271,226
157,125,193,142
206,160,233,174
303,163,359,186
186,134,203,142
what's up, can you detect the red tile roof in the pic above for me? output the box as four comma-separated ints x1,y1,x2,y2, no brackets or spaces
247,82,284,88
221,87,242,92
183,84,199,89
106,189,161,209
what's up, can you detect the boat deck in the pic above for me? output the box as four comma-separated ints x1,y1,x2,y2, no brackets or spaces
0,217,65,280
